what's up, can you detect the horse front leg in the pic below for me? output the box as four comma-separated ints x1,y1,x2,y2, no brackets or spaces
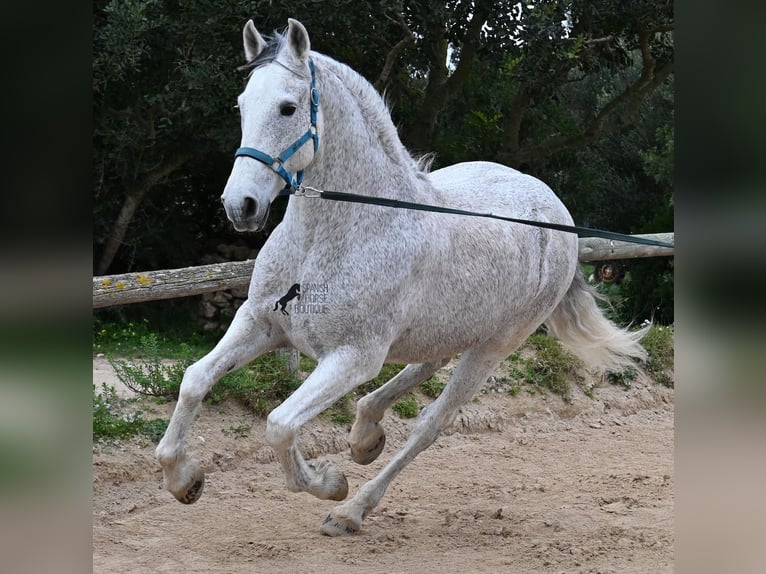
155,303,284,504
349,358,450,465
265,348,384,502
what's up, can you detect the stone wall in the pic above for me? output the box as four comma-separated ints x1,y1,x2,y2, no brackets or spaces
197,243,258,332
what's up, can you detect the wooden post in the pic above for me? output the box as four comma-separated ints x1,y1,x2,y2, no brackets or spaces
277,348,302,374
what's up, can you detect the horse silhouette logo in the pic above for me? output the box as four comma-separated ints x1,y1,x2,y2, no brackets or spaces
274,283,301,315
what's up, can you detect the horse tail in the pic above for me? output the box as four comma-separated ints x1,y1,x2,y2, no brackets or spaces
544,270,648,375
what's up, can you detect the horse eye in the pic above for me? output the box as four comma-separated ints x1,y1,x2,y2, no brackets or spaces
280,104,297,117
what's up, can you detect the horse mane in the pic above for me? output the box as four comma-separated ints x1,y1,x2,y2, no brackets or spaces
311,52,432,176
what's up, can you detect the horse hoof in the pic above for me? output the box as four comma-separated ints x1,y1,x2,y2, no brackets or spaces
350,429,386,465
320,512,360,536
173,473,205,504
308,460,348,501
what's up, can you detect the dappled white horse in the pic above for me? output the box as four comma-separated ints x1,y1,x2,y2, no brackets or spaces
156,18,647,536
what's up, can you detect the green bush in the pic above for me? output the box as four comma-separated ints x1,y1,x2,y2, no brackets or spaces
506,332,583,402
301,359,409,425
208,353,303,417
642,323,674,387
392,394,419,419
93,383,168,443
108,333,194,399
420,376,446,398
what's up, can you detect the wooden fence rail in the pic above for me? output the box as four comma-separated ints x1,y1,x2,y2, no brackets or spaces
93,232,673,309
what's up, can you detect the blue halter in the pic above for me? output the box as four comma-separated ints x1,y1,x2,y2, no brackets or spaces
234,58,319,193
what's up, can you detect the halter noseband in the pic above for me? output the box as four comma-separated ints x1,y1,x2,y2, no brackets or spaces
234,57,319,194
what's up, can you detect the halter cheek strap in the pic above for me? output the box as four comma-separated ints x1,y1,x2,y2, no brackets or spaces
234,58,319,193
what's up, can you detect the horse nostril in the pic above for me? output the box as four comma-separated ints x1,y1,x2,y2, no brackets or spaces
243,197,257,218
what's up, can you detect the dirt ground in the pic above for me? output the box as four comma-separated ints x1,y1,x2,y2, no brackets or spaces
92,358,674,574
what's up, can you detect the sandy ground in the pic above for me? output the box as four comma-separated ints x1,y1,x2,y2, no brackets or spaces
93,358,673,573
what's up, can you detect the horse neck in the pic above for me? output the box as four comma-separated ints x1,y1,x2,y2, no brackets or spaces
299,54,430,201
281,54,436,246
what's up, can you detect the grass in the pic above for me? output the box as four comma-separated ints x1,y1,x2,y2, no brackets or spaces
93,316,674,442
93,383,169,443
297,360,411,425
391,393,419,418
107,333,194,400
93,316,216,358
641,323,674,387
206,353,303,417
419,376,446,398
221,423,252,438
505,332,584,403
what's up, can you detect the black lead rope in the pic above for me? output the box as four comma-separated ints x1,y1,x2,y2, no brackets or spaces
282,187,674,249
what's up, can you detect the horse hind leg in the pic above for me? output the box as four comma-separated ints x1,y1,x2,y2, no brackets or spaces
155,302,284,504
321,341,525,537
349,358,449,465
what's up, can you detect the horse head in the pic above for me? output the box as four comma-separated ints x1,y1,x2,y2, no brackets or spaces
221,19,321,232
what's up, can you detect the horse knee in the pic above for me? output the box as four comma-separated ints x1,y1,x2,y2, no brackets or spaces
178,362,210,404
265,410,295,450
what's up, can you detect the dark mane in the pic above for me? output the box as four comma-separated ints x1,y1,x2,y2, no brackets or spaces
237,31,285,76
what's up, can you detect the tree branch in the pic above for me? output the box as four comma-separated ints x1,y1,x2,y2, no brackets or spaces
405,0,493,150
499,30,674,166
443,0,492,98
374,13,414,91
96,152,192,275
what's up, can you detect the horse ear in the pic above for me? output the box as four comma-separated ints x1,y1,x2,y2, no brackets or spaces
243,19,267,62
286,18,310,63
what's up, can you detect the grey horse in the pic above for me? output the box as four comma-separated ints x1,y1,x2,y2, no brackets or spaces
155,18,647,536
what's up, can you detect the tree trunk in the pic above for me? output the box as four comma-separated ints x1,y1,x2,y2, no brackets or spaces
498,31,674,167
96,187,148,276
404,0,492,152
405,33,448,152
96,154,190,275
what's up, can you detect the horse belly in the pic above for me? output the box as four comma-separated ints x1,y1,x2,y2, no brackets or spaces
385,223,576,363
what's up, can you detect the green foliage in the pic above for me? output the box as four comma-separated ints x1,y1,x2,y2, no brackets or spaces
93,1,674,279
324,400,355,426
641,323,674,387
98,320,305,415
94,313,217,357
506,333,583,402
207,353,304,417
221,423,252,439
392,394,419,419
93,383,169,442
299,360,408,425
419,376,446,398
107,333,194,399
606,366,639,390
642,122,674,187
358,364,407,396
93,317,154,356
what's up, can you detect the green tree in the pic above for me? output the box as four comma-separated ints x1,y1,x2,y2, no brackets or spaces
94,0,673,294
93,0,256,273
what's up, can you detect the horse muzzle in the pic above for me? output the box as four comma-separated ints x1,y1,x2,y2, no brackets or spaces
222,194,270,232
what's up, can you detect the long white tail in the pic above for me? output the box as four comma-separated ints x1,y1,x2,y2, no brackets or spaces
545,270,648,374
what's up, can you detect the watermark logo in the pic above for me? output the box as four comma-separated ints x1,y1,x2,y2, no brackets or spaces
274,283,301,315
273,282,330,315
